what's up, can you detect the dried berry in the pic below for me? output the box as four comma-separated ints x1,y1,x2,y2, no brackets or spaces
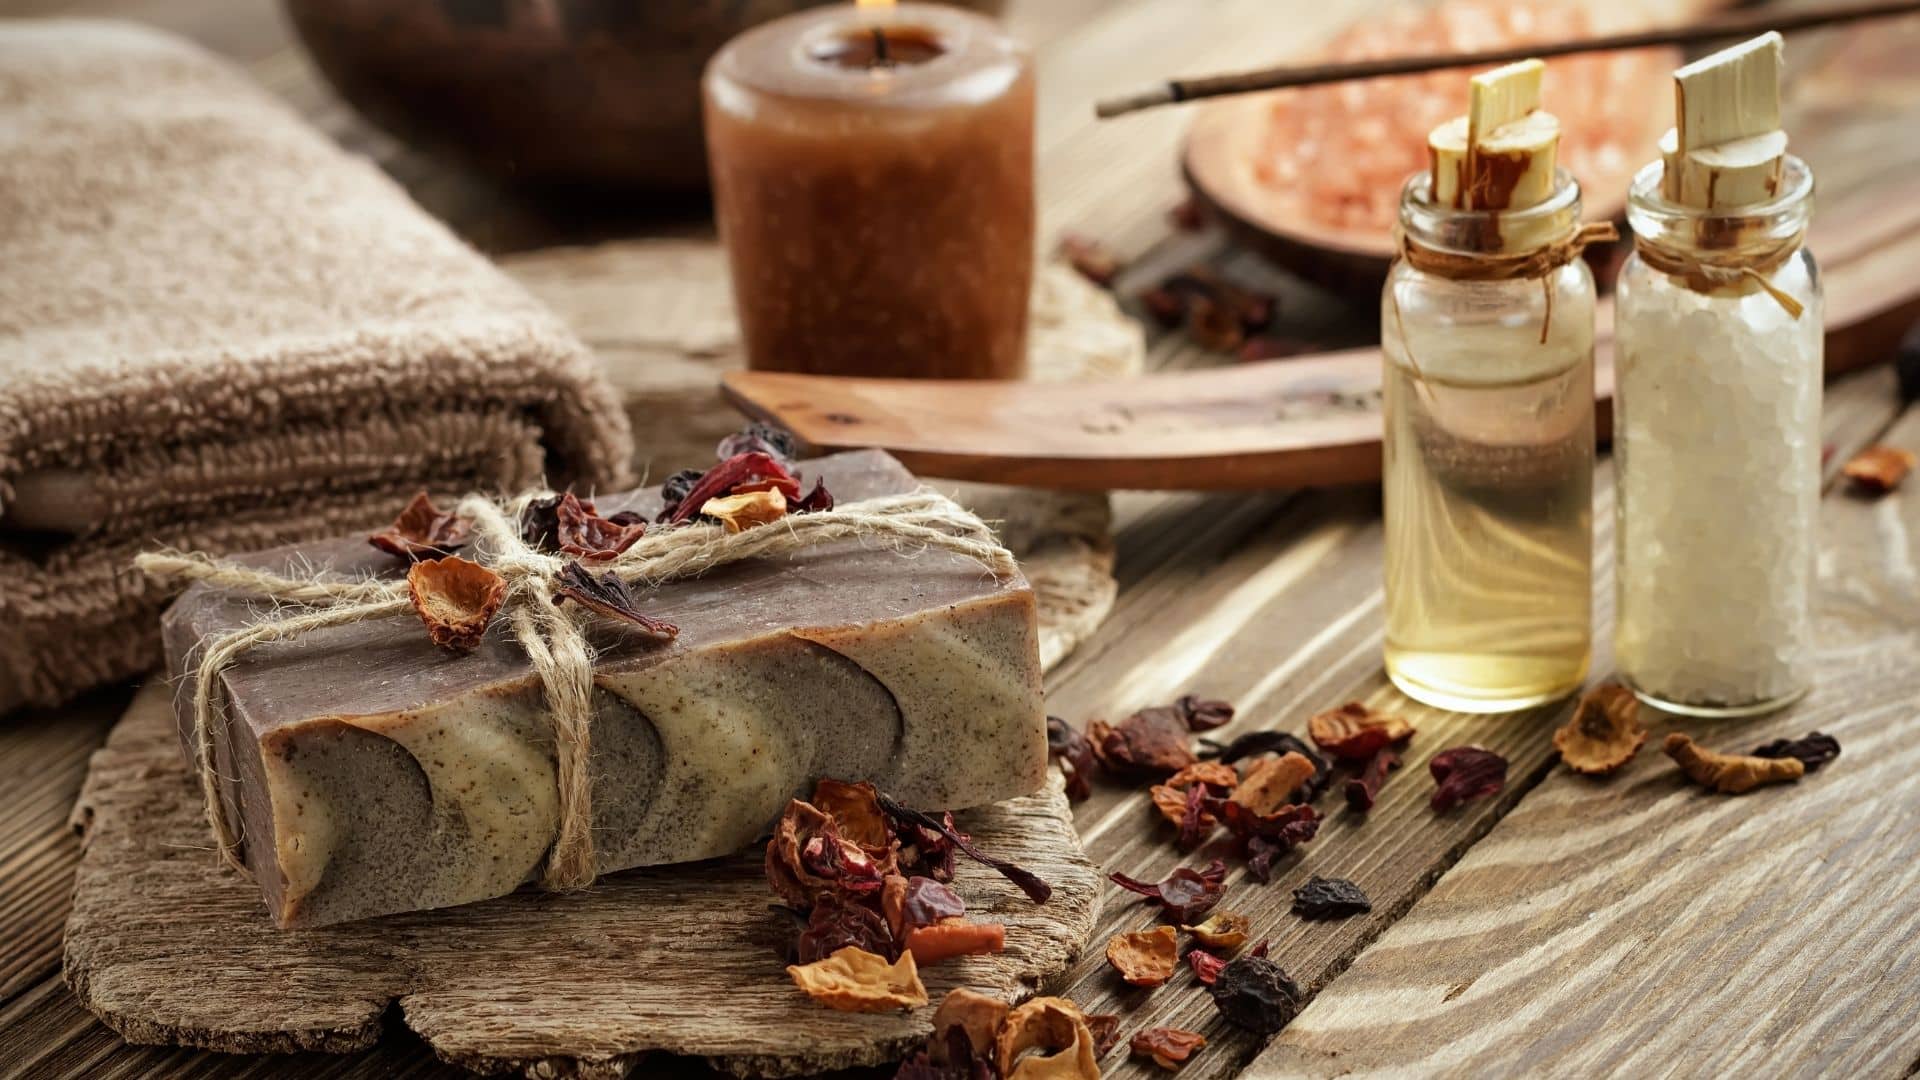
1752,731,1841,772
877,792,1052,903
1046,716,1098,802
664,451,802,524
905,917,1006,966
1181,910,1250,950
996,998,1101,1080
1429,746,1508,812
1058,234,1121,287
405,556,504,651
1344,748,1399,812
1209,956,1301,1034
1665,733,1804,794
1185,947,1227,985
797,892,894,963
1843,444,1916,494
553,562,679,641
1309,702,1415,761
1231,752,1318,816
1105,925,1180,987
370,491,472,560
703,488,789,533
1089,706,1197,778
787,945,927,1013
1108,859,1228,924
1173,694,1235,731
548,491,648,559
1291,875,1370,920
1131,1026,1207,1070
716,421,800,465
1553,684,1646,775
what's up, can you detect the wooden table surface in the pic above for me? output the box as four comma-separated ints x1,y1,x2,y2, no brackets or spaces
4,2,1920,1078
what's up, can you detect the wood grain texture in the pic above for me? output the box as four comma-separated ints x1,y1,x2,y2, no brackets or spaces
1247,400,1920,1079
62,686,1102,1078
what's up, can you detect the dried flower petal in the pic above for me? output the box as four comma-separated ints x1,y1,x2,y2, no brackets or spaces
1430,746,1508,811
796,892,894,963
929,988,1008,1065
1210,956,1301,1034
882,874,968,940
1344,748,1399,812
1149,761,1239,831
1181,910,1251,950
1291,875,1371,920
1665,733,1805,794
877,792,1052,903
1217,802,1320,883
790,477,835,514
1553,684,1646,775
1089,706,1197,778
554,492,647,559
1106,925,1180,987
405,556,504,651
1108,859,1228,924
997,998,1101,1080
788,946,927,1013
1232,752,1318,816
1186,947,1227,985
811,778,894,854
656,468,704,519
1082,1013,1122,1056
1843,445,1916,494
905,917,1006,966
554,562,679,641
1174,694,1235,731
1131,1027,1207,1070
766,799,886,909
370,491,471,559
1309,702,1415,761
1752,731,1841,772
1046,716,1098,802
665,451,802,524
704,488,789,534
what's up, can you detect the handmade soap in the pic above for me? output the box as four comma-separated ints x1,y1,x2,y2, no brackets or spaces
161,451,1046,928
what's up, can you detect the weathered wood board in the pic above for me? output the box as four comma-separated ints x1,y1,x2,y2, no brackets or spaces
61,686,1102,1079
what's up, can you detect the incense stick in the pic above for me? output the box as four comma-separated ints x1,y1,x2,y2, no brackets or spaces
1095,0,1920,119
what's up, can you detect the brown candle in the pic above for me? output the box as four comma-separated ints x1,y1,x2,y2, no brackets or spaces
704,1,1035,379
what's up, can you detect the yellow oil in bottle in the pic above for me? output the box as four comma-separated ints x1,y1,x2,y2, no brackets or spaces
1381,333,1593,713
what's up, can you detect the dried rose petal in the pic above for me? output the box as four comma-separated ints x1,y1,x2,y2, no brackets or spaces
1046,716,1098,802
905,917,1006,966
1089,706,1197,778
1186,947,1227,985
553,562,679,641
405,556,504,651
1106,925,1180,987
1430,746,1508,811
1665,733,1804,794
995,998,1101,1080
1058,234,1121,287
1843,445,1916,494
1210,956,1300,1034
1181,910,1250,950
877,792,1051,903
554,492,647,559
1344,747,1400,812
665,451,801,524
1173,694,1235,731
928,988,1008,1064
1108,859,1228,924
370,491,471,560
1309,702,1415,762
1131,1026,1207,1070
788,946,927,1013
704,488,788,534
1752,731,1841,772
1232,752,1317,816
797,893,894,963
1554,684,1646,775
1291,875,1370,920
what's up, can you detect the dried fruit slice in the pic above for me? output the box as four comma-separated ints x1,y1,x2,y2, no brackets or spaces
1181,910,1250,950
811,778,893,854
796,893,893,964
370,491,471,560
1174,694,1235,731
1131,1026,1208,1070
1429,746,1508,811
1148,761,1239,828
1309,702,1415,762
1665,733,1804,794
1844,445,1916,495
1106,926,1180,987
405,556,504,651
905,917,1006,966
880,874,966,940
1231,751,1317,815
704,488,788,534
552,491,647,559
929,988,1008,1064
996,998,1101,1080
787,946,928,1012
1553,684,1647,775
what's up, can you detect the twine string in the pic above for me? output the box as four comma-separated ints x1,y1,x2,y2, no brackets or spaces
1633,232,1806,320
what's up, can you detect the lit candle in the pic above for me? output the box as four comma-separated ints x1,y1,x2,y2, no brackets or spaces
703,0,1035,379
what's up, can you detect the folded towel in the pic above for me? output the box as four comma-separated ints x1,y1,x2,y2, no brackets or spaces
0,20,635,711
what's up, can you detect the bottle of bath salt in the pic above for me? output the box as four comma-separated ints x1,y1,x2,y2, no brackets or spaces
1614,33,1821,715
1381,60,1604,713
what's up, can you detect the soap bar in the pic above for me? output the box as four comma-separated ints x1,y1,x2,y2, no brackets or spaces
161,450,1046,928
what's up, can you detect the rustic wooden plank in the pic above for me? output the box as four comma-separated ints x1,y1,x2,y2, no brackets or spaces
1247,396,1920,1078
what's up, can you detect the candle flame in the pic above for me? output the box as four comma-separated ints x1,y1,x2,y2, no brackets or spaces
855,0,896,8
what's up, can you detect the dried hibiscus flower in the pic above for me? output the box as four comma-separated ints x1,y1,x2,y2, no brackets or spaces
796,892,894,964
1752,731,1841,772
1291,875,1370,920
1148,762,1238,829
704,488,788,534
1106,925,1180,987
1181,910,1250,950
1665,733,1804,794
1046,716,1098,802
1231,751,1317,816
881,874,967,939
1843,444,1916,495
664,450,802,524
788,945,928,1013
1217,802,1320,883
1130,1027,1207,1070
554,562,679,641
1173,694,1234,731
1186,947,1227,985
1082,1012,1122,1056
1345,748,1399,812
812,778,894,855
406,556,504,651
1429,746,1508,812
995,998,1101,1080
790,477,835,514
766,799,887,908
1108,859,1227,924
1209,956,1301,1034
553,492,647,559
1554,684,1646,775
877,792,1052,903
1089,706,1197,778
370,491,471,559
1309,702,1415,761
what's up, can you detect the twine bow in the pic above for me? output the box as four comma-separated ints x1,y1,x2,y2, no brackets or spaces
137,488,1017,889
1394,220,1620,346
1633,232,1806,320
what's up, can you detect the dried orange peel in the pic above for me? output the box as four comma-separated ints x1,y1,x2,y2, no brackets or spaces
1554,684,1646,775
787,945,928,1012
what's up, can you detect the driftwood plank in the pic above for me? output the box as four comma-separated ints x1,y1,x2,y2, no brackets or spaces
1247,398,1920,1078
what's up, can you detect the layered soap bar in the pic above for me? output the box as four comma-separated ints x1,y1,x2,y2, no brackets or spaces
161,451,1046,928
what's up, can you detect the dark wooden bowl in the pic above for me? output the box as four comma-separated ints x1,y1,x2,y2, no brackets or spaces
284,0,1009,192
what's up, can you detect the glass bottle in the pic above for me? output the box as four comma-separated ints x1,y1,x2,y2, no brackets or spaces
1381,170,1596,713
1613,156,1820,715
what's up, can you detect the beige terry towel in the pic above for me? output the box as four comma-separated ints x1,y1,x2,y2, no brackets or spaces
0,20,635,712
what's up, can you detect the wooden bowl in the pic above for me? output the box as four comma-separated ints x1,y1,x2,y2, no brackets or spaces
284,0,1009,192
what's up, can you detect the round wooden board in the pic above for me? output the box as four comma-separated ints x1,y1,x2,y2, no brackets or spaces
63,685,1103,1078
